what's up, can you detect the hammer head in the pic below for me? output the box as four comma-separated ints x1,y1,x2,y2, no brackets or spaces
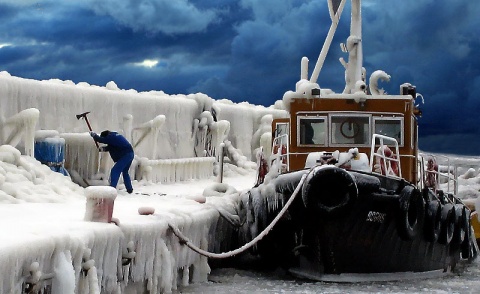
76,111,90,120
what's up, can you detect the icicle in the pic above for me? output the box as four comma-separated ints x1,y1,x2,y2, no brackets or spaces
81,248,100,294
86,267,101,294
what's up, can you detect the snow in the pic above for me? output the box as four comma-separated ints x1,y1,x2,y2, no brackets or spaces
85,186,117,200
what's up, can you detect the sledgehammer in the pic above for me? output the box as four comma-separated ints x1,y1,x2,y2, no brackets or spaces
76,111,99,148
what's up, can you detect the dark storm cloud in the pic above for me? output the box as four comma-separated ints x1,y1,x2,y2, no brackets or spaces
0,0,479,155
90,0,220,35
358,0,480,155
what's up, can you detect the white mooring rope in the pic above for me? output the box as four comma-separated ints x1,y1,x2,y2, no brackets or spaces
168,174,307,259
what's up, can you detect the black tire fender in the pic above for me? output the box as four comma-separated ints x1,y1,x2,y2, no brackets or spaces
424,201,442,242
397,186,425,240
461,209,474,259
302,166,358,217
438,203,456,245
452,204,468,245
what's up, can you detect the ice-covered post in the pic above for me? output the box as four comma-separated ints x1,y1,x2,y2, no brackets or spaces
343,0,364,94
123,114,133,143
151,115,165,159
132,115,165,159
301,56,309,81
1,108,39,157
217,143,225,183
84,186,117,223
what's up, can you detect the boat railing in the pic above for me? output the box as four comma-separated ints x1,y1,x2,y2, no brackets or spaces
419,153,459,196
369,134,402,179
271,134,290,173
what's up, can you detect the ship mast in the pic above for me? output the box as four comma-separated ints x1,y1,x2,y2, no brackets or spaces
309,0,364,94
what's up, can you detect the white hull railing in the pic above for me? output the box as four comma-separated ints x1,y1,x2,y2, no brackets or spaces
420,153,459,196
270,134,290,173
0,108,39,157
370,134,402,179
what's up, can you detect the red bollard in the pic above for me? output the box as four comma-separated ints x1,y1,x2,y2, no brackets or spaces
84,186,117,223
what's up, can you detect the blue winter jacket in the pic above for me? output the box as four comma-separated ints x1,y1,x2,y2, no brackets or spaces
93,132,133,162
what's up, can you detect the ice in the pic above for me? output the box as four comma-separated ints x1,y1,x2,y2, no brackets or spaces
52,251,76,294
0,108,39,156
369,70,391,95
132,115,166,159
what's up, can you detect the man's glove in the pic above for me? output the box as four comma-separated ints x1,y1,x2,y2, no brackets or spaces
90,131,97,137
98,146,107,152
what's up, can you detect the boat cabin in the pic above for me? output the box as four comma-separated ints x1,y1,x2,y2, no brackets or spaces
272,91,422,184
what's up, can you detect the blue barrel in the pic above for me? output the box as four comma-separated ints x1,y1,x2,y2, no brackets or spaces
34,137,69,176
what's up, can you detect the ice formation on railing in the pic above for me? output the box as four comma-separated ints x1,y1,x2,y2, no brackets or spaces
193,111,218,157
0,108,39,157
132,114,166,159
138,157,216,183
251,114,273,162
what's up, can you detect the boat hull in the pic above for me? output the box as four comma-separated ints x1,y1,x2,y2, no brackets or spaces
242,166,477,281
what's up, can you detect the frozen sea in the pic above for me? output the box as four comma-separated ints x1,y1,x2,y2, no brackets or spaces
177,259,480,293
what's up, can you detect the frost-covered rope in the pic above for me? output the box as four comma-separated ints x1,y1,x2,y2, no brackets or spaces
168,174,307,259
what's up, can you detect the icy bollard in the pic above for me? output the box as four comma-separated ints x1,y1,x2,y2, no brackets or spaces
84,186,117,223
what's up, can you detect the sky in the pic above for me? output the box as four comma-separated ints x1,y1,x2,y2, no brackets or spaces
0,0,479,156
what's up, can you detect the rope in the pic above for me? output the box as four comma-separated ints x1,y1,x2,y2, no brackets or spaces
207,203,246,228
168,174,307,259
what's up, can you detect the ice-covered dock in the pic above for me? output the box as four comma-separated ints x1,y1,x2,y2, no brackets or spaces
0,144,253,293
0,71,286,293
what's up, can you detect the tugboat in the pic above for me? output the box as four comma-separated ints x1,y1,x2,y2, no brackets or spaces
240,0,478,281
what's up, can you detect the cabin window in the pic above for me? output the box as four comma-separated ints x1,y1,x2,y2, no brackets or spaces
298,117,326,146
330,115,370,145
374,118,403,145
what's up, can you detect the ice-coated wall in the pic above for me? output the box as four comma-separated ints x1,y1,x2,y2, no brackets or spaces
0,73,198,159
0,72,288,163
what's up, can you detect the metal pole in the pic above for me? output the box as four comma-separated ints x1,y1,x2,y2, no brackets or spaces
310,0,347,83
218,143,225,183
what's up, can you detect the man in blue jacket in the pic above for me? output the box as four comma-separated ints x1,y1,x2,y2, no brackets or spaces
90,130,134,194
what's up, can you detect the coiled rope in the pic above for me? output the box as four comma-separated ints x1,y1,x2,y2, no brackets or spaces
168,174,307,259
